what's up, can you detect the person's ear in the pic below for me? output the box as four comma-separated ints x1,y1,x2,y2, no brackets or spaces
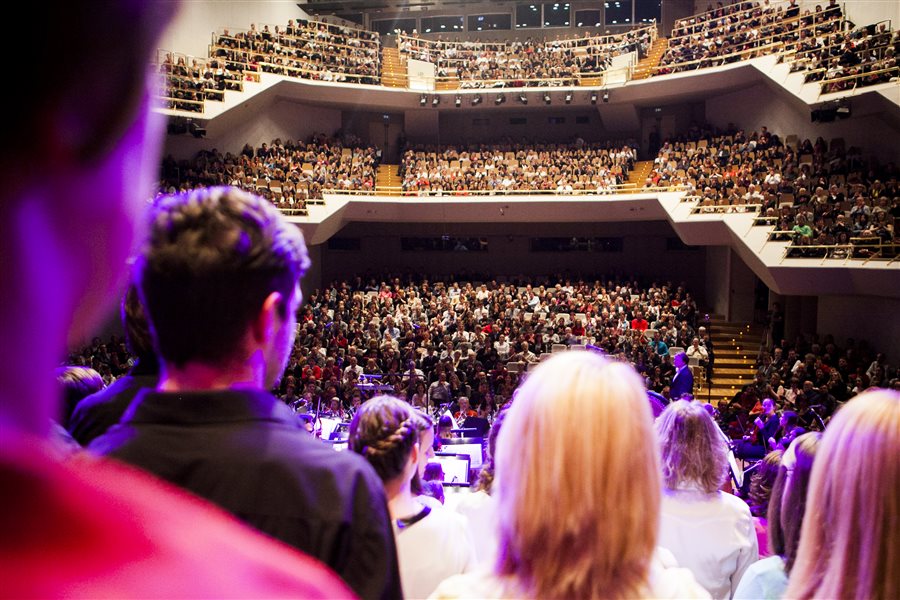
252,291,284,345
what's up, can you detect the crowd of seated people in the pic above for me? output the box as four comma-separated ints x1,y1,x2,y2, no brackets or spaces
158,134,378,212
400,140,637,194
212,20,381,85
786,23,899,93
272,274,705,415
399,27,653,87
656,0,843,75
647,123,899,258
158,53,242,112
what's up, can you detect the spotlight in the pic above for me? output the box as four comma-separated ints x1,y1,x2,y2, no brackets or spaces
472,94,482,106
420,93,427,106
495,93,505,105
518,93,528,105
432,95,440,107
188,120,206,138
455,95,462,107
543,92,551,105
564,91,572,104
602,90,609,103
590,91,598,104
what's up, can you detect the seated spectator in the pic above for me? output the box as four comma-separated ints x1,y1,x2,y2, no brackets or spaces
349,395,475,598
90,187,401,599
787,388,899,597
656,400,759,599
432,352,707,598
734,432,821,599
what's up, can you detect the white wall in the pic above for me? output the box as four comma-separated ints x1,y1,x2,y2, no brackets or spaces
162,100,343,159
318,220,708,297
161,1,310,57
705,81,900,158
817,295,900,359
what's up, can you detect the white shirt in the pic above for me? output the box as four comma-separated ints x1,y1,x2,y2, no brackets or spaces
658,488,759,600
452,489,498,566
429,548,709,599
733,555,787,600
395,503,476,599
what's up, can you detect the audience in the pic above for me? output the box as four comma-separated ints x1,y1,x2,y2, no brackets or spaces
656,400,759,599
432,351,707,598
785,389,899,599
401,141,636,194
349,395,475,598
159,134,378,209
89,187,401,599
400,27,653,87
656,0,843,75
734,432,821,599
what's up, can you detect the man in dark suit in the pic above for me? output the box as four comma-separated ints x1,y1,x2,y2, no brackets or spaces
670,352,694,400
91,187,402,599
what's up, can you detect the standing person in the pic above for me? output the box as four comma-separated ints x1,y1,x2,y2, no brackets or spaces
670,352,695,400
0,3,351,597
785,389,900,600
68,284,160,445
349,396,475,599
432,352,707,599
91,187,401,600
656,401,759,599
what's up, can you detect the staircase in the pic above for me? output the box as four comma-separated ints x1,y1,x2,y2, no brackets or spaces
376,164,403,195
381,47,408,88
632,37,668,80
627,160,654,188
704,316,763,404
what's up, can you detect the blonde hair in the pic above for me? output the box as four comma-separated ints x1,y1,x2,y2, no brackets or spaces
656,400,728,493
786,388,900,600
494,351,659,599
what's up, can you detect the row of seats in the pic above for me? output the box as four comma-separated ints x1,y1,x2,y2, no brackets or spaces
398,27,654,87
156,5,896,111
399,142,637,193
646,125,898,259
159,135,379,213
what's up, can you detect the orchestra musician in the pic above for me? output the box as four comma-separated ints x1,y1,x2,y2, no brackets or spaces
736,398,780,459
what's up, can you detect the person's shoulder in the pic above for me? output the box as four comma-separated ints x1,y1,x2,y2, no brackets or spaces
429,571,518,599
646,561,712,599
719,490,753,516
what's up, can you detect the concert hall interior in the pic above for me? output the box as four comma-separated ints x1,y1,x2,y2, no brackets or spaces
3,0,899,598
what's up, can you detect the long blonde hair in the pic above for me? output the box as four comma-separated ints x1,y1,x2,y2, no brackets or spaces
494,351,659,599
655,400,728,493
786,388,900,600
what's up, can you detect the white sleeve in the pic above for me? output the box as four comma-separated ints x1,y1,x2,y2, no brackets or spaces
730,509,760,599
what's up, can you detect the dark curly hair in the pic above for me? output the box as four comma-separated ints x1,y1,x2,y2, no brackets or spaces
348,395,432,482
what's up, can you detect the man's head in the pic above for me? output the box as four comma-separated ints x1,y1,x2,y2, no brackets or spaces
137,187,309,388
674,352,688,369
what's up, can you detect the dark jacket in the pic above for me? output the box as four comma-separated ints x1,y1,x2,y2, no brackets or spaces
91,388,402,600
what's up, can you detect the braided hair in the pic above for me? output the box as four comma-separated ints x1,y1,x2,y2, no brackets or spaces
348,395,433,482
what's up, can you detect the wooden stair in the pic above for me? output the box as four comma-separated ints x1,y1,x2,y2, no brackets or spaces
632,36,668,80
703,317,762,403
627,160,654,187
381,47,408,88
376,164,403,195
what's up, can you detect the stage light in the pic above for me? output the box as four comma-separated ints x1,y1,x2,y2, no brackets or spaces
543,92,551,105
590,91,598,104
602,90,610,103
518,93,528,105
455,95,462,107
432,95,440,107
564,91,572,104
472,94,482,105
420,94,427,106
495,93,505,105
